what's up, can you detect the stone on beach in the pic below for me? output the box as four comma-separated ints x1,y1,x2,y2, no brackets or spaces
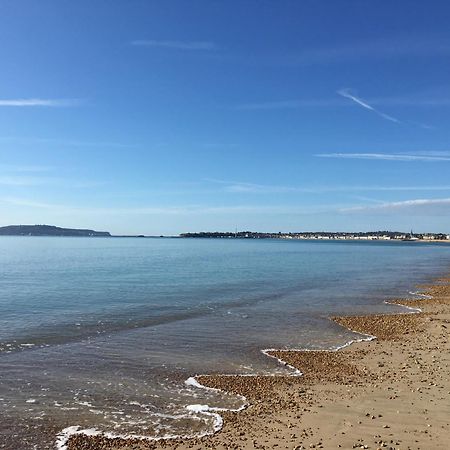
67,280,450,450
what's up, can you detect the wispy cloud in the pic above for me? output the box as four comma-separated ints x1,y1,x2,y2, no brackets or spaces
0,136,136,149
0,165,105,188
226,183,294,194
0,164,53,173
131,40,216,50
0,175,105,188
208,179,302,194
316,153,450,162
281,36,450,66
369,97,450,107
0,98,83,107
337,88,400,123
206,178,450,194
235,99,344,110
0,196,331,216
0,197,60,209
5,193,450,221
236,88,450,113
341,198,450,214
0,176,53,187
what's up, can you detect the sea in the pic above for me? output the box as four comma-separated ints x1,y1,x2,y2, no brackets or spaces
0,236,449,449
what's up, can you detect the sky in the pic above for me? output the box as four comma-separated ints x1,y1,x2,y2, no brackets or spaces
1,0,450,235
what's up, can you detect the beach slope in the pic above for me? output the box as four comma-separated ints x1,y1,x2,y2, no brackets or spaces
68,279,450,450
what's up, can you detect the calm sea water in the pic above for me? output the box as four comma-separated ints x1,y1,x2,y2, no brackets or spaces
0,237,449,449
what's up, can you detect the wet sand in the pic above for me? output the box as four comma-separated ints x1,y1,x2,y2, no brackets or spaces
67,278,450,450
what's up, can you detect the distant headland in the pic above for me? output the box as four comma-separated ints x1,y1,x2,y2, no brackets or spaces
0,225,111,237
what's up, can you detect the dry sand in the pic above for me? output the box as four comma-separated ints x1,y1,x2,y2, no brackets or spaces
68,278,450,450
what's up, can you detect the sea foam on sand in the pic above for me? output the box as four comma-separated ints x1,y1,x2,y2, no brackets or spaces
56,290,430,449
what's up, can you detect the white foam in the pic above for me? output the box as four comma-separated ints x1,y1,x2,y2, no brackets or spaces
185,376,247,409
152,411,194,420
129,400,147,407
384,300,422,313
55,421,226,450
78,428,98,437
186,404,223,431
261,349,303,375
55,286,431,449
76,400,94,407
409,290,433,299
333,334,376,351
56,426,82,450
185,376,205,389
185,403,210,413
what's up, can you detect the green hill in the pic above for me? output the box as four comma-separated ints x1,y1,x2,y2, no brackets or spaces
0,225,111,237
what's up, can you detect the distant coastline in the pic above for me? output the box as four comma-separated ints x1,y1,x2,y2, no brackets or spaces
0,225,111,237
180,230,450,242
1,225,449,241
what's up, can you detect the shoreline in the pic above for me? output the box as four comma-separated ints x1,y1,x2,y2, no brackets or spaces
65,276,450,450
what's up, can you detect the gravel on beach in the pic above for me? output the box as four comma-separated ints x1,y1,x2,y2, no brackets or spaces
68,280,450,450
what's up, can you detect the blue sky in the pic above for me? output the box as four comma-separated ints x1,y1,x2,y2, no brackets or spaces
1,0,450,235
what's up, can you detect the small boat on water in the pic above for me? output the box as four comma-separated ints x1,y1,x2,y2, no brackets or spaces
403,230,419,241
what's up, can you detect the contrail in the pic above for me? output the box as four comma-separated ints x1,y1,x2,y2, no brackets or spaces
337,88,400,123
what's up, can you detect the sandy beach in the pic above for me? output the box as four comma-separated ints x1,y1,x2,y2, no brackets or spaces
67,277,450,450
